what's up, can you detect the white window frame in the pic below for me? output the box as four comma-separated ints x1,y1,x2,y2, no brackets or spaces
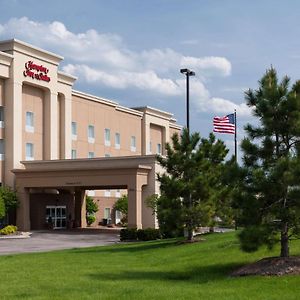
71,149,77,159
104,128,111,146
25,111,34,133
131,136,136,152
25,143,34,161
88,125,95,144
88,152,95,158
115,132,120,149
105,153,111,158
72,121,77,140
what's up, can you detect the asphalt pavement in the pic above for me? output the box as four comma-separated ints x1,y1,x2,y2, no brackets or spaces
0,229,120,255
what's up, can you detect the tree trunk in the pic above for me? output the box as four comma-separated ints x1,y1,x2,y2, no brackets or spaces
187,227,193,241
280,222,289,257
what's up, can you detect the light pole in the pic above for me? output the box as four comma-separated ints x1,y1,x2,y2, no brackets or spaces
180,68,195,241
180,68,195,133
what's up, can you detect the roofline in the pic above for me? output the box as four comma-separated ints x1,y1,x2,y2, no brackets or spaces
0,39,63,65
57,71,77,86
72,89,118,107
132,106,174,119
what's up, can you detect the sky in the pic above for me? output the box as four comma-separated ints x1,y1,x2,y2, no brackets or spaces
1,0,300,158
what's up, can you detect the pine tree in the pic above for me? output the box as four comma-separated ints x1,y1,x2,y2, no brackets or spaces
156,128,229,241
235,67,300,257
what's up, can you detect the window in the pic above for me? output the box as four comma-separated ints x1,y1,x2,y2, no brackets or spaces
71,149,77,159
115,189,121,198
25,143,34,160
0,107,4,128
87,190,95,196
157,143,162,155
104,207,111,219
71,122,77,140
25,112,34,133
104,128,111,146
88,152,94,158
105,153,111,158
88,125,95,143
148,141,152,154
131,136,136,152
115,132,120,149
0,139,4,160
104,190,111,197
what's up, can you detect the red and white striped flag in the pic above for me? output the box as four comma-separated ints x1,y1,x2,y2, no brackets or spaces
213,113,235,134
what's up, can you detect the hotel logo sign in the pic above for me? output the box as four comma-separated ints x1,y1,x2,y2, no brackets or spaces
23,61,51,82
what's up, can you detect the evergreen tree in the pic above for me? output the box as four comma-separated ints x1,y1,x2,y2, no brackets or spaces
157,128,229,241
235,67,300,257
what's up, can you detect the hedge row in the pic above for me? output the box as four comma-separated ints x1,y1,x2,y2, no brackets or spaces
120,228,161,241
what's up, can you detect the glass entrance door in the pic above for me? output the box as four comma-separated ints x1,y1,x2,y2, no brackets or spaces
46,206,67,229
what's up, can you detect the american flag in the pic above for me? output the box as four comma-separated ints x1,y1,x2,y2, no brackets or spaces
213,113,235,134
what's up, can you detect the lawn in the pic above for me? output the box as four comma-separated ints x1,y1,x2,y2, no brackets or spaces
0,232,299,300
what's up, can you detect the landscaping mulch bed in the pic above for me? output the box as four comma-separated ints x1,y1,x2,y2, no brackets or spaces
231,256,300,276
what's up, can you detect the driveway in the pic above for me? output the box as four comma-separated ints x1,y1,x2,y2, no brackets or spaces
0,229,120,255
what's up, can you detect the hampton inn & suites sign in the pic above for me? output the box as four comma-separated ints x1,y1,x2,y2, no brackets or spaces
23,61,51,82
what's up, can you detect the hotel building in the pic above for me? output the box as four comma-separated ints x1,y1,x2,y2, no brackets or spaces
0,39,181,231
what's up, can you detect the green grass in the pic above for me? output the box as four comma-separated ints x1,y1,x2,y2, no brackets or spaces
0,232,299,300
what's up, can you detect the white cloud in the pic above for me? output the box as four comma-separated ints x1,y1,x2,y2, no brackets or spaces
181,56,231,76
0,17,245,115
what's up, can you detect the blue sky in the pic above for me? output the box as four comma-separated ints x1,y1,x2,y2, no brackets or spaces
1,0,300,157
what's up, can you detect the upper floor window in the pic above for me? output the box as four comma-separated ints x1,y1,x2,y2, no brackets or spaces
71,149,77,159
105,153,111,157
26,143,34,160
72,122,77,140
115,133,120,149
157,143,162,155
0,139,4,160
88,125,95,143
0,107,4,128
131,136,136,152
104,128,111,146
25,112,34,133
149,141,152,154
88,152,95,158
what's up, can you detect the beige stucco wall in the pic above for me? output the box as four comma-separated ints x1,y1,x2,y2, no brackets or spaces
150,124,163,154
72,94,142,158
0,79,4,183
22,84,44,161
0,78,4,106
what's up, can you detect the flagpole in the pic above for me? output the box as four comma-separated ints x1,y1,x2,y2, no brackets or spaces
234,109,237,162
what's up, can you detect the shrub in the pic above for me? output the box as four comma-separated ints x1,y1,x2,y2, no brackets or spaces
120,228,138,241
86,215,96,226
0,225,17,235
120,228,161,241
137,228,161,241
86,196,99,215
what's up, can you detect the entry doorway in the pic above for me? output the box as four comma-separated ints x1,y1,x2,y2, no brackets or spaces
46,206,67,229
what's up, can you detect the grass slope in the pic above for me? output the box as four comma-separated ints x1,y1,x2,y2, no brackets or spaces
0,232,299,300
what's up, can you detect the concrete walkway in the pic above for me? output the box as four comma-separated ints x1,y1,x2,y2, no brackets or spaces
0,229,120,255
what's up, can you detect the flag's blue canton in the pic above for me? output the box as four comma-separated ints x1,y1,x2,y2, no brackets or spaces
227,113,235,124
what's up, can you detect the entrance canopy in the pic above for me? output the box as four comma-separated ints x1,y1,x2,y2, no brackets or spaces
12,155,160,231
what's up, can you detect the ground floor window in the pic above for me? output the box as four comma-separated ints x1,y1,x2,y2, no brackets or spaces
104,207,111,220
46,206,67,229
